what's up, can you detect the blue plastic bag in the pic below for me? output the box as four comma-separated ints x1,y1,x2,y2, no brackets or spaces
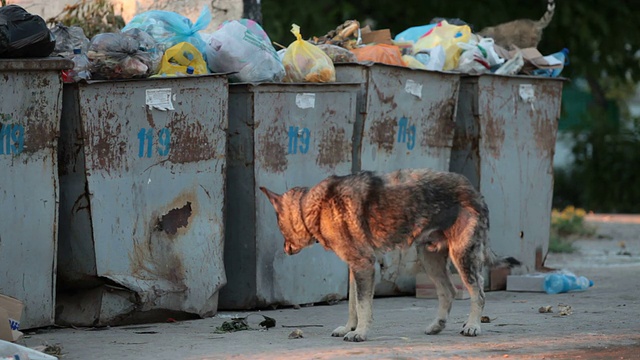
122,7,211,55
394,24,437,43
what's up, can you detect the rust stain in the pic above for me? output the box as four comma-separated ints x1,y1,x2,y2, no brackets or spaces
167,113,217,164
483,114,506,159
130,190,199,286
317,126,348,168
145,107,156,128
257,124,287,172
421,98,456,148
368,117,397,153
90,118,126,173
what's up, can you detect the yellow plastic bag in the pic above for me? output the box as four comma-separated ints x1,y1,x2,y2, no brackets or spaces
157,42,208,76
402,55,427,70
282,24,335,82
413,21,471,71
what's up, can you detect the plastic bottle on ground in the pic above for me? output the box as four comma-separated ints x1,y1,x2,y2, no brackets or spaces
543,272,593,294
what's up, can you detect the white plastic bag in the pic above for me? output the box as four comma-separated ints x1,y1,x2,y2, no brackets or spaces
0,340,58,360
415,45,445,71
456,42,490,74
495,51,524,75
205,19,284,83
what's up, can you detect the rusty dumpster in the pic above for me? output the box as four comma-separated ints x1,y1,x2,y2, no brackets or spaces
450,75,564,277
0,58,73,329
335,63,461,296
219,83,359,310
56,75,228,326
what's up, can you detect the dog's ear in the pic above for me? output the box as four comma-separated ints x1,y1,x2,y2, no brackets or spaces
260,186,283,212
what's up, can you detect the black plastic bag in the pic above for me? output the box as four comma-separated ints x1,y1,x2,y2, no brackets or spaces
0,5,55,58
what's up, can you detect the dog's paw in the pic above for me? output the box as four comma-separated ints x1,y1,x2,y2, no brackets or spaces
331,326,351,337
460,323,481,337
343,330,367,342
425,319,446,335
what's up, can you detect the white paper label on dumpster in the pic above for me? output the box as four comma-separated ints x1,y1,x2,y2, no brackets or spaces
146,88,174,111
519,84,536,111
405,79,423,99
296,93,316,109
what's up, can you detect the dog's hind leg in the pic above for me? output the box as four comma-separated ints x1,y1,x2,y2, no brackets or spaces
332,267,358,337
447,209,487,337
417,242,456,335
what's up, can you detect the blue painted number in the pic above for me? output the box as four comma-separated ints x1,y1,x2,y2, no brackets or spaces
287,126,310,154
138,128,171,158
0,122,25,155
397,117,416,150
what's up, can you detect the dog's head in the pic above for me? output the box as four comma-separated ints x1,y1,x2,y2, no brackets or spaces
260,186,315,255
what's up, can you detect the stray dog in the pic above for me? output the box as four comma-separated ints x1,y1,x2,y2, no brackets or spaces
260,169,519,342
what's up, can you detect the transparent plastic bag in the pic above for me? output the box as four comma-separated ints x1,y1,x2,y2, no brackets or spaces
122,7,210,55
205,19,284,82
50,23,90,57
157,41,208,76
413,20,471,71
87,32,159,79
282,24,335,83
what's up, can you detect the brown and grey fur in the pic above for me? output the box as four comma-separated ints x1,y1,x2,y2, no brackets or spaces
260,168,519,342
478,0,556,49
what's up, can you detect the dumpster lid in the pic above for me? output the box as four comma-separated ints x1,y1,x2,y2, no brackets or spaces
0,57,74,71
461,73,568,82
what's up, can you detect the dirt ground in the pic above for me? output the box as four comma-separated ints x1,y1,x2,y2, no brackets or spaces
16,215,640,359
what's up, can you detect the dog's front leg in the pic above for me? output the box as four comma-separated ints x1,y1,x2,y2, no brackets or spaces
332,267,358,337
343,265,375,342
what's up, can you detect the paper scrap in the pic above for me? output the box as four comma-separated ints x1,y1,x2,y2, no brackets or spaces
405,79,423,99
296,93,315,109
519,84,536,111
146,88,174,111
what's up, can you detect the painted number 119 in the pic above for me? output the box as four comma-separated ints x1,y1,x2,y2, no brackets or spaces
138,128,171,158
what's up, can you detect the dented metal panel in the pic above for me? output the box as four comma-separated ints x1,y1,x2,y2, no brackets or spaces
335,63,461,296
220,83,359,309
0,58,72,329
450,75,564,273
57,75,228,326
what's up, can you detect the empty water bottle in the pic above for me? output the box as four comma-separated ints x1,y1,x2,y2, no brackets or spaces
64,48,91,83
544,272,593,294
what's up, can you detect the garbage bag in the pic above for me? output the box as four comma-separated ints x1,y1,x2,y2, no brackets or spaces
50,23,90,57
205,19,284,82
413,20,471,71
394,24,436,43
158,41,208,76
282,24,335,83
350,44,406,67
87,32,160,79
0,5,55,58
122,7,210,55
317,44,357,63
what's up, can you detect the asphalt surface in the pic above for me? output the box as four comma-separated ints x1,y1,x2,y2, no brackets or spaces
16,215,640,359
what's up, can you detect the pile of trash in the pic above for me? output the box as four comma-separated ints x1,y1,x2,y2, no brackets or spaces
0,4,569,83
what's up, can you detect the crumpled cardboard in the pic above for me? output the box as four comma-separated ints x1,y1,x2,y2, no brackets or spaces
0,294,24,342
493,45,563,74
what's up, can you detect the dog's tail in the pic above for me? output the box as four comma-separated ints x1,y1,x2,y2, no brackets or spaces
474,194,524,270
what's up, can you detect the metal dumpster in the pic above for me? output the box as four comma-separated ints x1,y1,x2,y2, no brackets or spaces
220,83,359,309
0,58,72,329
450,75,564,275
335,63,461,296
56,75,228,326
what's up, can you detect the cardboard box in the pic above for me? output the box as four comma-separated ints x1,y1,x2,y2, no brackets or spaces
490,266,512,291
416,273,470,300
0,294,24,342
506,274,547,292
360,27,393,45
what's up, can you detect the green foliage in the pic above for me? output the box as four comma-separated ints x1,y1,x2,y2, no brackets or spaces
548,206,596,253
46,0,125,39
